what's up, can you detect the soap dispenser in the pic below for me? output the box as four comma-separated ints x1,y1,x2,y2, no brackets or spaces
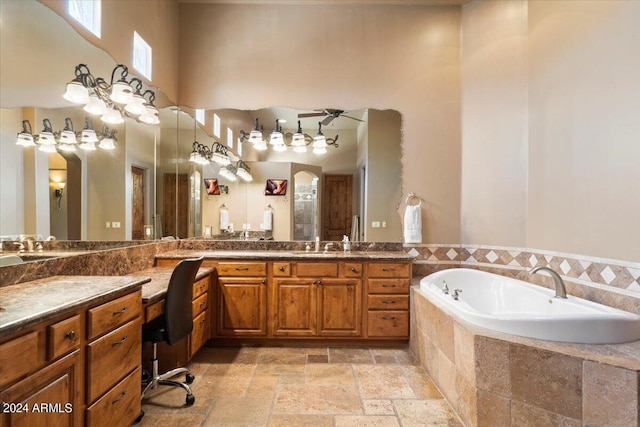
342,235,351,252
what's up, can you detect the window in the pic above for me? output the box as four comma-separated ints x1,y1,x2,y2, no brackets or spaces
227,128,234,148
68,0,101,38
133,31,152,80
213,114,221,138
195,109,205,126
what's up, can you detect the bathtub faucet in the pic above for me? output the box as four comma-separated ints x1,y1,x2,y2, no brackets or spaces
442,281,449,294
530,266,567,299
452,289,462,301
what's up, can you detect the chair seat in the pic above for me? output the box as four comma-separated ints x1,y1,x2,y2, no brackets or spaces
142,315,170,343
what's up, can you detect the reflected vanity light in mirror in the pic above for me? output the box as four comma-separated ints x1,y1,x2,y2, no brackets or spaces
16,117,117,152
239,118,339,154
62,63,160,125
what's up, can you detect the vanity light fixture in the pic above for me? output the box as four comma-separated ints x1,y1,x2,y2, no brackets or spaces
189,141,232,166
16,117,117,152
219,164,238,182
235,160,253,182
239,119,339,154
63,63,159,125
54,182,65,210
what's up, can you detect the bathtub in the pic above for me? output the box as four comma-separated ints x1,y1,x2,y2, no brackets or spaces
418,268,640,344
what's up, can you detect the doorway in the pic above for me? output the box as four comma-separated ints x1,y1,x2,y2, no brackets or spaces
131,166,145,240
321,174,353,241
293,171,318,241
163,173,189,238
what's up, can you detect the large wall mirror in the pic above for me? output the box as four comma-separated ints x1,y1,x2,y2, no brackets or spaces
0,0,403,257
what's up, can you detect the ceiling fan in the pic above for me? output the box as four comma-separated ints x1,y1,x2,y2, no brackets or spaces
298,109,364,126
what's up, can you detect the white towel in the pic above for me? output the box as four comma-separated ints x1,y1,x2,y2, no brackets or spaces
220,209,230,231
403,204,422,243
260,210,273,231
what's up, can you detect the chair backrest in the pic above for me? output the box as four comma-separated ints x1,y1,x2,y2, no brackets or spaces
164,256,204,345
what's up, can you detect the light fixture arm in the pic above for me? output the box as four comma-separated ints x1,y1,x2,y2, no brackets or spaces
21,120,32,134
42,118,54,133
110,64,130,84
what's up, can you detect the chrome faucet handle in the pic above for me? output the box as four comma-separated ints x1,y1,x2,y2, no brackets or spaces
323,242,334,253
442,281,449,294
35,242,44,252
17,242,25,253
452,289,462,300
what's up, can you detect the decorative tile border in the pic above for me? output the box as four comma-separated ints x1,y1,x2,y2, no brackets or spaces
405,243,640,314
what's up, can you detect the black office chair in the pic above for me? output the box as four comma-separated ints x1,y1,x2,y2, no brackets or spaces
141,256,204,406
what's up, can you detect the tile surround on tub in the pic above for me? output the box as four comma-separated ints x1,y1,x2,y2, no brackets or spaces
405,243,640,315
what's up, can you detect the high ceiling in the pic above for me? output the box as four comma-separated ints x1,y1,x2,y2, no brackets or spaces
178,0,471,5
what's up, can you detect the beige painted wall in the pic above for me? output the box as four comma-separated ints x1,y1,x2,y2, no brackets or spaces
178,3,463,244
461,0,528,247
0,109,26,237
39,0,180,103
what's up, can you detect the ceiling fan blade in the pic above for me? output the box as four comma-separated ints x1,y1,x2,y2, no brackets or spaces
298,112,326,118
341,114,365,122
321,115,335,125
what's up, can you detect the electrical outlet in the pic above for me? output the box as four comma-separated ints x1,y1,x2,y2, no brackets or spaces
372,221,380,228
382,221,387,228
112,221,121,228
106,222,111,228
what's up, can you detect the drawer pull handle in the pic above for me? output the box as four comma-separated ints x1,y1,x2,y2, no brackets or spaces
112,390,126,404
382,300,396,304
113,336,128,346
382,316,397,320
382,268,397,272
113,307,127,315
65,331,76,340
381,284,397,288
279,266,286,272
235,267,249,271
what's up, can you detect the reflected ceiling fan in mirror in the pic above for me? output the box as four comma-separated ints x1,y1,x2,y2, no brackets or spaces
298,109,365,126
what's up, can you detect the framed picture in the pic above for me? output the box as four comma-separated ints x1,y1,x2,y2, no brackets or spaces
204,178,220,195
265,179,287,196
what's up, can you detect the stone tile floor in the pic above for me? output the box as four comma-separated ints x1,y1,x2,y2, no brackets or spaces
138,346,462,426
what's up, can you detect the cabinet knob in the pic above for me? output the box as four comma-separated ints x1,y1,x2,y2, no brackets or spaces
65,331,76,340
279,266,286,272
261,279,266,285
351,267,357,273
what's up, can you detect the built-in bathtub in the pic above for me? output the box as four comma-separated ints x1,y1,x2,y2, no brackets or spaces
419,268,640,344
410,268,640,426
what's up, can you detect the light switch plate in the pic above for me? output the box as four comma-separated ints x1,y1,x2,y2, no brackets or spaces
112,222,121,228
372,221,380,228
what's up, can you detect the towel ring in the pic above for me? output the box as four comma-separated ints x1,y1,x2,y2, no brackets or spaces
405,192,422,207
220,202,227,210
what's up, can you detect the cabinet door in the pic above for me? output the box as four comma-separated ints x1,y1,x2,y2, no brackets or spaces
189,310,209,357
317,278,362,337
217,277,267,336
271,279,317,337
0,351,81,427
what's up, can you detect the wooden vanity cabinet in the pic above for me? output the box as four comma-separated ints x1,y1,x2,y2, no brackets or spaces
271,262,362,338
189,275,210,357
216,262,268,337
366,262,411,338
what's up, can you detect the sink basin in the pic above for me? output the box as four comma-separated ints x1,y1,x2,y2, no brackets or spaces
18,254,59,261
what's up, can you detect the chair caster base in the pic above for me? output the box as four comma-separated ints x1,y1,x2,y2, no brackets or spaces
134,409,145,423
186,373,195,384
186,394,195,406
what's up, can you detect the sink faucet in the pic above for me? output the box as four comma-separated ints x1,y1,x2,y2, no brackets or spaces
20,236,35,253
323,243,334,253
530,266,567,299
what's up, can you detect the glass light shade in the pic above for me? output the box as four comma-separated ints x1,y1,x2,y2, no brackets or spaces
83,95,108,115
293,145,307,153
236,167,253,182
124,93,147,116
38,132,56,145
101,108,124,124
38,144,57,153
79,140,97,151
109,81,133,104
81,129,99,143
313,146,327,154
219,166,237,182
269,131,284,145
99,137,116,150
313,134,327,148
16,133,35,147
291,132,306,146
58,143,77,152
63,81,90,104
139,105,160,124
59,130,77,144
273,143,287,152
249,129,263,143
189,151,202,163
253,139,268,151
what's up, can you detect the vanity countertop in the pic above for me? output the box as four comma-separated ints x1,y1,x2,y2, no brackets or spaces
155,249,415,261
130,266,214,304
0,275,150,337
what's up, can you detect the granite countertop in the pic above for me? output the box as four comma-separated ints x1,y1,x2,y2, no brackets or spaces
155,249,415,261
0,275,150,337
130,266,214,304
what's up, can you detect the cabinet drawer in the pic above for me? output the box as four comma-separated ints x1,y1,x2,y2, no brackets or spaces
192,292,208,317
85,366,141,427
368,295,409,310
367,311,409,337
190,310,209,357
87,290,141,340
192,276,209,299
343,263,362,278
368,263,411,278
47,314,81,361
145,300,164,323
367,278,411,294
296,262,338,277
86,318,141,403
0,332,38,388
217,262,267,277
273,262,291,277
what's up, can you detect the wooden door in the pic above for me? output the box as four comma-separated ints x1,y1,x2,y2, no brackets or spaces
322,175,352,241
131,166,144,240
271,278,317,337
163,173,189,238
317,278,362,337
217,277,267,336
